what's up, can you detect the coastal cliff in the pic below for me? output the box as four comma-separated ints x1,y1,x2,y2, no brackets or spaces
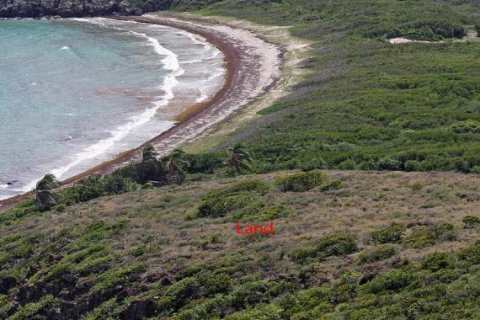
0,0,173,17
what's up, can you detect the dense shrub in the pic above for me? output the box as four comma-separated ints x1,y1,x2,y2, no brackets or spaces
476,24,480,37
388,21,465,41
420,252,455,272
403,223,456,248
224,179,270,195
101,175,137,195
197,271,232,295
197,192,262,218
289,233,357,262
196,180,270,218
61,175,137,204
62,176,103,203
449,121,480,133
462,216,480,228
226,304,283,320
275,171,328,192
157,277,200,310
459,241,480,265
258,205,293,220
230,281,278,309
358,245,397,264
361,271,412,294
376,157,402,171
9,295,59,320
185,152,225,174
371,224,406,244
113,161,167,184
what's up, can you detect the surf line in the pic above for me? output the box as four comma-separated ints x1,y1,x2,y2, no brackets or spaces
20,18,185,191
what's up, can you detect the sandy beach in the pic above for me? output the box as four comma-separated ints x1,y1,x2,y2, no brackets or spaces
0,12,284,209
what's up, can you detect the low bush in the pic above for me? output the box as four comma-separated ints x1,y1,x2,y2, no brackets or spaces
358,245,397,264
403,223,456,248
226,304,283,320
289,233,357,263
371,224,406,244
462,216,480,228
184,152,225,174
224,179,270,195
420,252,455,272
196,180,270,218
61,175,138,205
459,241,480,265
157,277,200,310
388,21,465,41
361,270,412,294
275,171,328,192
9,295,59,320
197,192,264,218
475,24,480,37
449,120,480,133
258,205,293,220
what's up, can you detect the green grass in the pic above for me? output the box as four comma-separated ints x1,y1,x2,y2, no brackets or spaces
188,0,480,174
1,170,480,318
4,0,480,318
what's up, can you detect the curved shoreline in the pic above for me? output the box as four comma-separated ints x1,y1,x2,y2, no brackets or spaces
0,13,284,210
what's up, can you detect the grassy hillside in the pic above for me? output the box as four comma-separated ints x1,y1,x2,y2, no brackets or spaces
181,0,480,174
2,170,480,319
3,1,480,319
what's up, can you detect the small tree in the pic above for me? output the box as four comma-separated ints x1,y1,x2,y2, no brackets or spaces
142,144,158,162
224,144,253,176
163,149,189,184
476,24,480,37
35,173,60,211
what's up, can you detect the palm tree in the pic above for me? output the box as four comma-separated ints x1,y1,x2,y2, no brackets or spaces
142,144,158,162
225,144,253,176
35,173,59,211
163,149,189,184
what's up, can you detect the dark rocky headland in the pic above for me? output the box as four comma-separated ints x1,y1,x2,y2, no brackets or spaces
0,0,174,17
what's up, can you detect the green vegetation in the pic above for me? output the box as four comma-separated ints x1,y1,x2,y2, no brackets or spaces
370,224,406,244
196,179,270,220
358,244,397,264
275,170,328,192
1,170,480,318
192,0,480,174
288,233,358,263
403,222,457,248
387,21,466,41
463,215,480,228
224,144,253,176
4,0,480,318
34,173,59,211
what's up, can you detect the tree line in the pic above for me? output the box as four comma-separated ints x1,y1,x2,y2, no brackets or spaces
34,143,253,211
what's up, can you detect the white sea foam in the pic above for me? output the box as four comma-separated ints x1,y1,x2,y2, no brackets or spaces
0,184,8,190
182,58,203,64
60,46,70,50
184,32,210,51
19,18,186,191
7,17,224,198
195,88,209,103
208,68,226,81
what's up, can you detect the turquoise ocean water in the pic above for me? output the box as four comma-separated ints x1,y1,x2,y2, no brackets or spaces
0,18,224,199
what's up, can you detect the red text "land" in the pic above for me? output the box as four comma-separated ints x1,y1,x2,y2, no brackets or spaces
236,222,274,235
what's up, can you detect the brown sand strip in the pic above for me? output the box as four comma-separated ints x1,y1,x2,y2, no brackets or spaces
0,14,284,211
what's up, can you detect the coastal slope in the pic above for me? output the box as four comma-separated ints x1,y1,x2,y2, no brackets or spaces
2,170,480,318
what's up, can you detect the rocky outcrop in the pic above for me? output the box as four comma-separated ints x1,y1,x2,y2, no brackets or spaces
0,0,174,18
